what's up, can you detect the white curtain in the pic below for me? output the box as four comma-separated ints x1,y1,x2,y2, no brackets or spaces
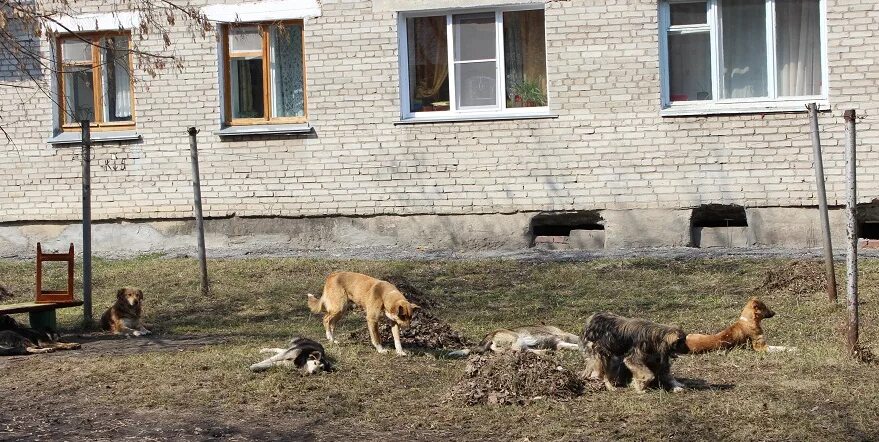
102,39,132,120
776,0,821,96
720,0,768,99
113,61,132,118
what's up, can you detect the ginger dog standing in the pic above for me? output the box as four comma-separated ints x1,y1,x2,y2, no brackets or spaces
307,272,419,356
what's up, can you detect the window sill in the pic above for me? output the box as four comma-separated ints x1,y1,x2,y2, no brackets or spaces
395,112,558,125
47,130,141,145
215,123,313,137
660,100,830,117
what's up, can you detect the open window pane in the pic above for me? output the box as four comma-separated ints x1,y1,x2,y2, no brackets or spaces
504,9,547,108
270,24,305,118
719,0,768,99
63,66,95,122
407,16,449,112
670,1,707,26
776,0,822,96
455,61,497,107
453,13,495,61
61,40,91,62
101,36,132,122
231,57,265,118
668,32,711,101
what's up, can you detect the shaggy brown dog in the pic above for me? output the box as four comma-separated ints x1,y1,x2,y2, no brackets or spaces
0,315,81,356
100,287,151,336
582,312,688,393
307,272,419,356
686,297,792,353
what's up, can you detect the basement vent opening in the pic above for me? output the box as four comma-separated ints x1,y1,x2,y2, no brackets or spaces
530,211,605,238
857,202,879,240
691,204,748,228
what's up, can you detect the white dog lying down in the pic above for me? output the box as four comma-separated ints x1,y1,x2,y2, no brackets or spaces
449,325,582,357
249,336,331,375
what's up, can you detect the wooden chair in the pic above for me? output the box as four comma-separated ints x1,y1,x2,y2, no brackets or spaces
36,243,76,303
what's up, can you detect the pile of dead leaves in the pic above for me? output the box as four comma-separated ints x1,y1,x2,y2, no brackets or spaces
0,285,11,301
349,308,471,350
760,260,826,297
447,352,602,406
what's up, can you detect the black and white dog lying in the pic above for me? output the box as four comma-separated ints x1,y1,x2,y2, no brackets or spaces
249,336,331,375
582,312,689,393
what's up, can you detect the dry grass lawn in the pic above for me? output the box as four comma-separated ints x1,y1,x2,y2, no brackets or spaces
1,257,878,441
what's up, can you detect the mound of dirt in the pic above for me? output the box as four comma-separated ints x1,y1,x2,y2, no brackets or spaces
447,353,602,405
349,308,471,350
760,260,826,296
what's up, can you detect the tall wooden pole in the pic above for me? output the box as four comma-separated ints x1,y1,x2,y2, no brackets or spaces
80,120,93,323
188,127,209,296
844,110,858,354
807,103,838,303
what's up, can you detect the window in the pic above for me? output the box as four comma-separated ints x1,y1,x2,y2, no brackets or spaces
659,0,826,113
221,22,307,125
399,7,548,120
57,33,134,129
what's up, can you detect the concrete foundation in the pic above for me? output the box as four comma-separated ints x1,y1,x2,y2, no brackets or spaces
0,207,857,259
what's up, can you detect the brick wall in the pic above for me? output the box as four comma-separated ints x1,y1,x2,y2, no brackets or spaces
0,0,877,224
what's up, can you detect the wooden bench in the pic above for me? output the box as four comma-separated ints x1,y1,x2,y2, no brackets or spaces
0,243,82,330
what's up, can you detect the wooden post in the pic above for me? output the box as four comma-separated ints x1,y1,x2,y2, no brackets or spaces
844,109,858,354
807,103,838,303
80,120,93,323
188,127,209,296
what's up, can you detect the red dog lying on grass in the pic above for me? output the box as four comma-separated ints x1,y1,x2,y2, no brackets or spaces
686,297,795,354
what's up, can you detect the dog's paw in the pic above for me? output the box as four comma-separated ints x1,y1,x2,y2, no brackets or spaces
396,350,410,357
376,347,388,354
132,330,145,337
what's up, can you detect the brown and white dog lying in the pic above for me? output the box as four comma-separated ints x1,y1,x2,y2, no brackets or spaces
448,325,581,357
686,297,794,354
307,272,420,356
100,287,151,337
582,312,689,393
0,315,81,356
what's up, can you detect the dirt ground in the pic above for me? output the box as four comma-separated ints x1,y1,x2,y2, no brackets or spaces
2,256,879,441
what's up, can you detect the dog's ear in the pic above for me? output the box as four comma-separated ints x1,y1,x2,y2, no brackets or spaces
409,303,420,311
136,289,144,300
116,288,127,300
308,351,321,361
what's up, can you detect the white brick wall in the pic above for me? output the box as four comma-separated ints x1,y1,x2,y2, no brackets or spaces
0,0,877,223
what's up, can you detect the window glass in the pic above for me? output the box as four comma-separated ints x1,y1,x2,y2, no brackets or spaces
64,67,95,122
229,27,264,119
102,36,132,122
453,13,497,108
62,40,91,62
720,0,768,99
455,62,497,107
776,0,821,96
503,9,546,108
407,16,449,112
271,24,305,118
669,32,711,101
453,13,495,61
229,27,262,52
670,2,707,26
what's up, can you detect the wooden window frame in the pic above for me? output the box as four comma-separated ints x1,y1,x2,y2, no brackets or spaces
57,31,136,131
222,21,308,126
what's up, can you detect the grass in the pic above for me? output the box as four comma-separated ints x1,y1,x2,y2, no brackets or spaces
1,257,878,440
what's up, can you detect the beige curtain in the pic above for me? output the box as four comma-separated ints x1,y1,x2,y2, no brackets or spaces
411,16,448,99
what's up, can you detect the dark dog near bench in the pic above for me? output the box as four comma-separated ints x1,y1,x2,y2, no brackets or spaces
0,314,80,356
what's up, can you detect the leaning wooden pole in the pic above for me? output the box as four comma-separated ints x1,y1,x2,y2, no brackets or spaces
188,127,209,296
844,110,858,354
80,120,93,323
807,103,838,303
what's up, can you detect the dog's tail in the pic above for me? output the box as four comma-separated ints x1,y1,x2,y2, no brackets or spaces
448,331,497,357
306,293,324,314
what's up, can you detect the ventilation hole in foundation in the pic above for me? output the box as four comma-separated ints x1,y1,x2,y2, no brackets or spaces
529,211,604,246
857,202,879,240
691,204,748,228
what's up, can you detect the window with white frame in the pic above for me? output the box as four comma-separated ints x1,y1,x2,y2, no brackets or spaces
399,7,548,119
659,0,826,111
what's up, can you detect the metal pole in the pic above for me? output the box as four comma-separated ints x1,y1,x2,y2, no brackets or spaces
807,103,838,303
188,127,209,296
80,120,93,323
844,109,858,354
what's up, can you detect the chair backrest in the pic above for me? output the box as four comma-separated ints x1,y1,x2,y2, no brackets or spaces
35,243,76,303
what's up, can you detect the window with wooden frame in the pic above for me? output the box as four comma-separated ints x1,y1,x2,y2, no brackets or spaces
57,32,134,130
222,21,307,126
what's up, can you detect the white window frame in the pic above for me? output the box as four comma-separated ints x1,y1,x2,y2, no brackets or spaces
398,4,550,122
659,0,829,116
